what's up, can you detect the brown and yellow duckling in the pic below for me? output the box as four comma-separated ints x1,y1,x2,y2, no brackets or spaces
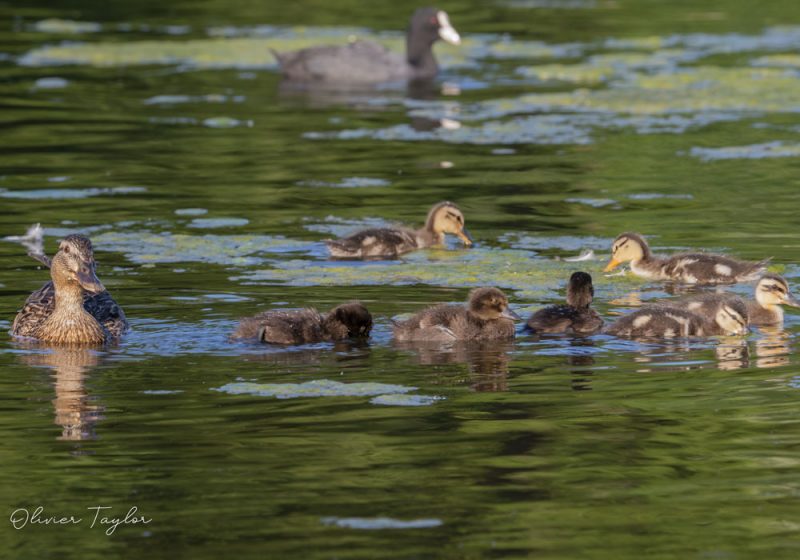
605,299,749,338
11,234,128,345
665,274,799,327
232,301,372,345
393,287,520,342
526,271,603,335
325,201,472,259
604,232,768,285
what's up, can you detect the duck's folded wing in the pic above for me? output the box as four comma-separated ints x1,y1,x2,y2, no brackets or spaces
665,253,768,283
11,281,55,337
84,291,129,338
327,228,416,257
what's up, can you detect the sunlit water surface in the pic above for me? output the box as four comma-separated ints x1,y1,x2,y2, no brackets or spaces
2,1,800,558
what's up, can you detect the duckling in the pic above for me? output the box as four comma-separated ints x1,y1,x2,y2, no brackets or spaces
11,234,128,344
526,271,603,335
604,232,768,285
605,299,749,338
325,201,472,259
665,274,799,327
392,287,520,342
232,301,372,345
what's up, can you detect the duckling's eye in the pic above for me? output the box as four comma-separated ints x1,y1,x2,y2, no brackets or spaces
63,245,70,254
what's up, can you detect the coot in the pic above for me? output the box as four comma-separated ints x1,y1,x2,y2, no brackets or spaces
272,7,461,84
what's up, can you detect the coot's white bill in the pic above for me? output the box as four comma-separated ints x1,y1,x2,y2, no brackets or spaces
437,11,461,45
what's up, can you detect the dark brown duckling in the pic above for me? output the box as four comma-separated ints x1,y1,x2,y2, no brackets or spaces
325,201,472,259
11,234,128,344
664,274,800,327
232,301,372,345
392,287,521,342
526,271,603,335
605,299,748,338
604,232,769,285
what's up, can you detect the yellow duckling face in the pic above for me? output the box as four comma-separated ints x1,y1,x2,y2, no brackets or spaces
469,287,520,321
715,302,749,336
604,232,648,272
429,202,473,246
755,274,800,307
51,235,105,294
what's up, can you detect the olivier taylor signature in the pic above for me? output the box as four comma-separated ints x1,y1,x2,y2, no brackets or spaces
10,506,152,535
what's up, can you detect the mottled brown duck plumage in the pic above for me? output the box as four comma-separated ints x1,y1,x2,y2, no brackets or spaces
392,287,520,342
11,234,128,344
605,299,748,338
604,232,769,285
526,271,603,335
325,201,472,259
232,301,372,345
664,274,799,327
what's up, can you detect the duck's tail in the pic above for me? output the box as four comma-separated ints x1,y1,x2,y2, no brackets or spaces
747,257,772,280
270,48,287,67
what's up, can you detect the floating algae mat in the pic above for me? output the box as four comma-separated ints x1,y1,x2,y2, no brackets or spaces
689,141,800,161
213,379,417,399
92,231,310,266
234,246,609,301
0,186,146,200
18,31,467,70
321,517,444,529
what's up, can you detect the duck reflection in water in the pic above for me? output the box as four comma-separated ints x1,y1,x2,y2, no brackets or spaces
393,339,513,392
239,339,371,367
565,338,598,391
17,345,104,441
754,326,791,368
714,337,750,371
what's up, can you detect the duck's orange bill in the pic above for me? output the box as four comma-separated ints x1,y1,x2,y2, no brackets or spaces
603,257,621,272
457,229,474,246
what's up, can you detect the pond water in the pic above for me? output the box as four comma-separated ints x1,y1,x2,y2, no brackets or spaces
2,0,800,558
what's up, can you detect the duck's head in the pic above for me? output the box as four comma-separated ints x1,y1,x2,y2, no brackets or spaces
566,271,594,309
427,201,473,246
604,232,650,272
468,287,520,321
409,8,461,48
50,234,105,294
755,274,800,308
714,300,749,336
330,301,373,338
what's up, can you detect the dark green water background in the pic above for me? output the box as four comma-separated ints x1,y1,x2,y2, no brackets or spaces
2,1,800,558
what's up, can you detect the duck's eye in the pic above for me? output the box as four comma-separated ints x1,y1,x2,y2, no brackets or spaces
63,245,70,254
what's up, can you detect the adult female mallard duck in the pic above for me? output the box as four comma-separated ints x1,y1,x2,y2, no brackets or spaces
393,287,520,342
11,234,128,344
665,274,799,327
526,271,603,335
232,301,372,344
325,201,472,259
604,232,768,285
272,7,460,84
605,299,748,338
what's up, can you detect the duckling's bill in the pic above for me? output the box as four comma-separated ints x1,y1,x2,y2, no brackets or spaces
457,228,473,246
502,308,521,321
603,257,622,272
782,292,800,307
